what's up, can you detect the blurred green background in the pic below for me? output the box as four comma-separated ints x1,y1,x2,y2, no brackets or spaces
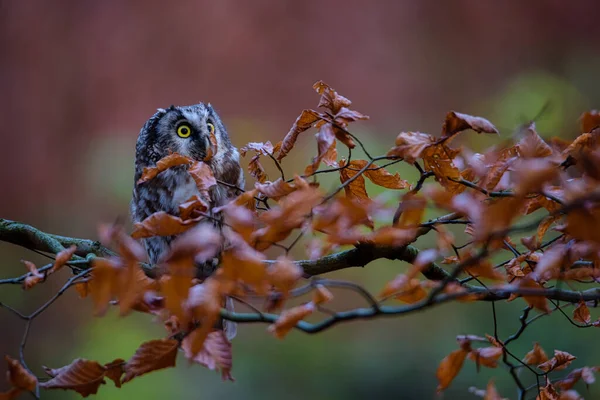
1,1,600,399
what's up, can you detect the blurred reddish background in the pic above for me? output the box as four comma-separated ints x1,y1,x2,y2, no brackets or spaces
2,0,599,218
1,1,600,399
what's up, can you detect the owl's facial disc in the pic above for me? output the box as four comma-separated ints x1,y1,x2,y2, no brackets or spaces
172,117,210,161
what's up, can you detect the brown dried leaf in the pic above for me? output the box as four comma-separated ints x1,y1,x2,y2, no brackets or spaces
103,359,125,388
131,211,203,239
362,226,416,248
523,342,549,365
51,245,77,274
240,141,274,157
441,111,498,138
255,178,296,200
307,123,337,174
516,278,551,313
137,153,192,184
364,164,410,190
188,161,217,198
248,154,268,183
394,193,427,228
267,257,303,297
538,350,577,372
313,285,334,305
268,302,315,339
580,110,600,133
89,257,120,316
183,330,234,381
468,346,503,368
178,195,209,220
278,109,322,161
537,379,560,400
5,356,36,392
122,339,179,383
387,131,435,164
0,388,21,400
313,81,352,114
204,129,218,162
98,224,146,262
483,380,506,400
436,348,468,392
41,359,106,397
339,159,369,202
21,260,43,290
573,301,591,325
531,244,567,283
423,144,464,194
379,274,428,303
557,367,598,390
517,123,553,159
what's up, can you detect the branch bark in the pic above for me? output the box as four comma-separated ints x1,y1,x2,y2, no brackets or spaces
0,218,450,281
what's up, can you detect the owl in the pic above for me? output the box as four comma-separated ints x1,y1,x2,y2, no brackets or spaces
131,103,243,339
131,103,244,268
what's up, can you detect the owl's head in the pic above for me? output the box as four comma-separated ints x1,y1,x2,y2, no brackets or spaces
135,103,233,165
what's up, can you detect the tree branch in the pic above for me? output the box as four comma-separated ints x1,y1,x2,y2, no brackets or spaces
0,218,114,257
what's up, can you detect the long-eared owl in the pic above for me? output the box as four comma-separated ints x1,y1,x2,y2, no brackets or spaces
130,103,244,270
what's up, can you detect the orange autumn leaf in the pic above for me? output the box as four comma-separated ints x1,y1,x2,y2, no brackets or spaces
557,366,599,390
268,302,315,339
240,141,275,157
387,131,435,163
468,346,503,368
131,211,203,239
51,245,77,274
313,80,352,115
21,260,43,290
248,154,268,183
267,256,303,296
363,163,410,190
255,178,297,200
41,358,107,397
89,257,120,316
362,226,417,248
308,123,336,174
178,195,209,220
515,278,551,313
204,129,218,162
122,339,179,383
137,153,192,184
277,109,322,161
183,330,234,381
339,159,369,202
379,274,428,303
441,111,498,139
436,348,468,392
188,161,217,198
5,356,37,392
483,380,506,400
517,123,553,159
538,350,577,373
523,342,549,366
394,192,427,228
313,284,334,305
573,301,591,324
422,144,464,194
103,359,125,388
580,110,600,133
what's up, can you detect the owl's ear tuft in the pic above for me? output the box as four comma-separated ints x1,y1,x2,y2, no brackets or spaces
168,105,176,111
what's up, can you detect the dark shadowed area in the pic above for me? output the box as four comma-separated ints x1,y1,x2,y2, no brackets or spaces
1,1,600,399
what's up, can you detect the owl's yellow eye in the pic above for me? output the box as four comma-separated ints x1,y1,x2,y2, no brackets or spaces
177,124,192,138
207,122,215,135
